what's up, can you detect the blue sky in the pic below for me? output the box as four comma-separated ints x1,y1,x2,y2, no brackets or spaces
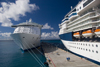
0,0,79,40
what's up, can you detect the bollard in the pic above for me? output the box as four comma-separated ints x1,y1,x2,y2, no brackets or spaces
67,57,70,61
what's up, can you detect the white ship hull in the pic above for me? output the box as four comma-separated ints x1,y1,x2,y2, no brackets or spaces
11,33,40,50
61,40,100,63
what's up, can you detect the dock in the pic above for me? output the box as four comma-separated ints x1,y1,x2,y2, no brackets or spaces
42,43,100,67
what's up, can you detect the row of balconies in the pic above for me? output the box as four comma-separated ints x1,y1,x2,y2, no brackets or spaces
68,11,100,29
60,14,100,33
67,19,100,33
68,9,100,26
68,11,95,26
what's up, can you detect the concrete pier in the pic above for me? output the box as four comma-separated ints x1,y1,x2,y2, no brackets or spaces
42,43,100,67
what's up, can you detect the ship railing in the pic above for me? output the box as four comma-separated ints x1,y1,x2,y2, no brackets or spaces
68,11,100,28
16,38,46,67
68,11,94,26
68,9,100,26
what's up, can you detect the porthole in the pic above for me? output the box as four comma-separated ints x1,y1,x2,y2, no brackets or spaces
89,44,90,46
96,51,98,53
81,48,82,50
92,44,94,47
80,7,81,9
89,49,90,52
86,44,87,46
86,49,87,51
92,50,94,52
79,47,80,49
96,45,98,47
23,37,25,38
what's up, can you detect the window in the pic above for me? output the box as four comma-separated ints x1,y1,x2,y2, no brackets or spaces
77,9,79,11
96,45,98,47
92,50,94,52
83,0,93,7
96,51,98,53
92,44,94,47
80,7,81,9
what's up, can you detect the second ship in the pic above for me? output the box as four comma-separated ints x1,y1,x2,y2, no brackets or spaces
11,19,43,50
59,0,100,63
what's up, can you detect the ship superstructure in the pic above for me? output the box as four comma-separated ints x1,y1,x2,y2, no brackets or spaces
11,19,43,50
59,0,100,63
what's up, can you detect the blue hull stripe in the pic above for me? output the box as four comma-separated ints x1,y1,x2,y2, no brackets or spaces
59,32,72,41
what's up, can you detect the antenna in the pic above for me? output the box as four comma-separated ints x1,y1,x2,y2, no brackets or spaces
71,6,73,10
29,18,32,22
26,20,28,22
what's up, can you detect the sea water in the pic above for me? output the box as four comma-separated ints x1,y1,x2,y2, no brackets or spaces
0,40,65,67
0,40,48,67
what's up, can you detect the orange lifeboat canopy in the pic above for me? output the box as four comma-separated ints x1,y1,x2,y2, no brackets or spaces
94,29,100,37
95,29,100,32
86,30,92,33
74,32,79,35
82,31,86,34
82,30,92,34
82,30,93,38
73,32,80,38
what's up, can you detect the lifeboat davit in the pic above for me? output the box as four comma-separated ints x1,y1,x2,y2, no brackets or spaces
94,29,100,37
82,30,93,38
73,32,80,38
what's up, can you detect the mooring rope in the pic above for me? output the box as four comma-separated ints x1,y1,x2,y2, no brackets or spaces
25,37,45,56
23,38,46,67
16,38,45,67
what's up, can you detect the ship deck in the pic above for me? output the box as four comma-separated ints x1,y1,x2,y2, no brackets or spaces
42,43,100,67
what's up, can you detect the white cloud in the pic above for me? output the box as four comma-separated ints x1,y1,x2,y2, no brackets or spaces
42,23,54,30
0,0,39,27
41,31,59,39
0,32,11,37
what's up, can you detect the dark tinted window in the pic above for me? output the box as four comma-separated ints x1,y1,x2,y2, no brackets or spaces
83,0,93,7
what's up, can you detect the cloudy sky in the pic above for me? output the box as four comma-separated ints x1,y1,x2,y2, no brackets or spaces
0,0,78,40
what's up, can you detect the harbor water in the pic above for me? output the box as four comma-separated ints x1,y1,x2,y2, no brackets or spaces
0,40,49,67
0,40,63,67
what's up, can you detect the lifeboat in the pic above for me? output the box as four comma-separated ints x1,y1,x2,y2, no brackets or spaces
73,32,80,38
94,29,100,37
82,30,93,38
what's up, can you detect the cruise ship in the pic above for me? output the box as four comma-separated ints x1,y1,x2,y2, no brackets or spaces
59,0,100,63
11,19,43,50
